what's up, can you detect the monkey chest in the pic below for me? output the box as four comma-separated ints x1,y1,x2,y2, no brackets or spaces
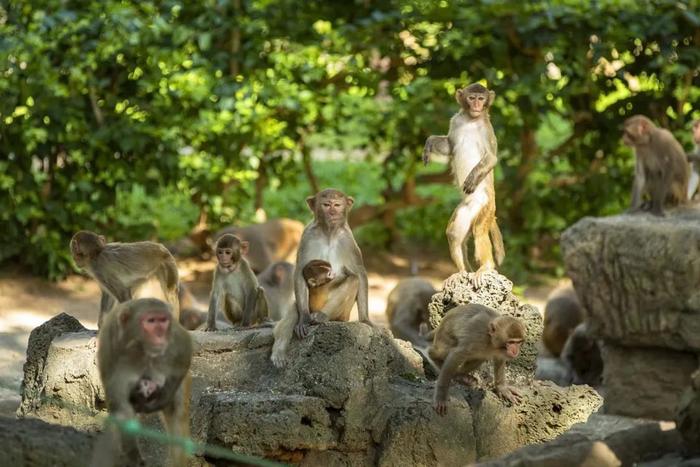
451,125,488,174
304,237,346,271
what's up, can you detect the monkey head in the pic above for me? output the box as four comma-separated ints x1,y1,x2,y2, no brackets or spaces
489,316,526,359
214,234,248,273
118,298,173,354
692,119,700,146
302,259,334,288
622,115,655,147
456,83,495,119
306,188,354,229
70,230,106,268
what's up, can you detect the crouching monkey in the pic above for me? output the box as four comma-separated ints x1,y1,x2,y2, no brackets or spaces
428,304,525,415
270,188,371,368
90,298,192,467
422,83,505,287
70,231,180,328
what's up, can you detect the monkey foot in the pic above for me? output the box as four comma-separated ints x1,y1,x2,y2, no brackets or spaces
270,352,287,368
433,400,448,416
495,385,522,404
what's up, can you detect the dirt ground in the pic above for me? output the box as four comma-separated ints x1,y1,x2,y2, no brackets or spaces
0,251,562,416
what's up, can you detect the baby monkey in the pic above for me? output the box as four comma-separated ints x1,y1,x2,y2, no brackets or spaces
428,304,525,415
302,259,356,323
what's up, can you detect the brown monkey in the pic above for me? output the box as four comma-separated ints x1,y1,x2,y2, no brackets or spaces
542,286,583,357
205,234,269,331
90,298,192,467
257,261,294,321
271,188,371,367
385,278,437,347
622,115,689,215
561,323,603,387
70,231,180,327
178,283,206,330
428,304,525,415
215,218,304,273
302,259,357,320
687,119,700,200
422,83,504,287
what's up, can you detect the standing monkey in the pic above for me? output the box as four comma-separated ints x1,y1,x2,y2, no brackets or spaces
687,119,700,200
90,298,192,467
428,304,525,415
622,115,689,215
270,188,371,368
205,234,269,331
422,83,504,287
70,231,180,327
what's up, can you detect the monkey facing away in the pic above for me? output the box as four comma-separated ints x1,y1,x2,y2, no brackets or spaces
428,304,525,415
270,188,371,368
205,234,269,331
90,298,192,467
561,323,603,387
70,231,180,327
385,277,437,348
622,115,689,215
542,285,583,357
302,259,357,322
422,83,505,287
257,261,294,322
687,119,700,200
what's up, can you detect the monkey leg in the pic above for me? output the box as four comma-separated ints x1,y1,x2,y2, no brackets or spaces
271,306,298,368
254,287,269,324
224,295,244,325
446,194,487,272
160,373,191,467
472,224,495,289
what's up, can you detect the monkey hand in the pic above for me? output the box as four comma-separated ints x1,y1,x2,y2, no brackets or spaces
462,175,477,195
203,323,218,332
495,384,522,404
295,320,310,339
433,398,448,416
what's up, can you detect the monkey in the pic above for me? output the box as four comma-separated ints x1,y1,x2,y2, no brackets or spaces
270,188,371,368
257,261,294,322
541,285,583,357
214,218,304,273
561,323,603,387
204,234,269,331
90,298,192,467
385,278,437,348
301,259,357,322
178,283,206,330
428,304,525,415
70,231,180,327
622,115,689,216
422,83,504,287
687,119,700,200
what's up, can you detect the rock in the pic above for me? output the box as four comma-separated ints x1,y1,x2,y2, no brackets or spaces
0,416,95,467
677,369,700,456
561,209,700,351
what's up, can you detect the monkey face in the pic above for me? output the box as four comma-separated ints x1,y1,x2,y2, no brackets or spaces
622,116,652,146
140,311,171,348
465,92,488,117
489,316,526,359
303,260,334,288
216,246,238,271
320,197,347,224
215,234,246,272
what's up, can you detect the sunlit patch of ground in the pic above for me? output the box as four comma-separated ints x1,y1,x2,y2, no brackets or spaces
0,252,558,416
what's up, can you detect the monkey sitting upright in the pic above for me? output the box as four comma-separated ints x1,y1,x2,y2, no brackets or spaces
90,298,192,467
204,234,269,331
428,304,525,415
257,261,294,322
70,230,180,328
622,115,689,215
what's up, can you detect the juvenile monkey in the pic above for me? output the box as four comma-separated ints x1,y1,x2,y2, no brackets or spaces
428,304,525,415
422,83,504,287
90,298,192,467
70,231,180,327
687,119,700,200
542,286,583,357
561,323,603,387
622,115,689,215
257,261,294,321
270,188,371,368
385,278,437,347
205,234,269,331
302,259,357,321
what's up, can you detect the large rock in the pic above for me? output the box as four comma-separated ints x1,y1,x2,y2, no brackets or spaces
20,316,601,466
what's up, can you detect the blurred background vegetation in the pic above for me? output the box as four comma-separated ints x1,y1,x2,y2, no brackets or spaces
1,0,698,280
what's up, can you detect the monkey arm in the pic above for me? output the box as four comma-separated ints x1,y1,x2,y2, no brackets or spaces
205,288,222,331
434,348,471,404
629,158,646,210
493,359,521,403
462,152,498,194
423,135,451,165
294,268,312,338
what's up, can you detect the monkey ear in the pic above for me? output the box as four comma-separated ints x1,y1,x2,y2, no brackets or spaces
454,89,464,106
346,196,354,211
306,195,316,212
488,321,497,336
240,241,249,256
308,278,317,287
488,90,495,107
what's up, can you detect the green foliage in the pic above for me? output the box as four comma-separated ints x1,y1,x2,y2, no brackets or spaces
1,0,698,279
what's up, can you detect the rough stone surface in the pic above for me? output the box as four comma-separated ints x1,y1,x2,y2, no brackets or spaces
0,415,95,467
602,343,698,420
427,270,542,385
19,315,600,466
477,414,684,467
677,369,700,456
561,208,700,351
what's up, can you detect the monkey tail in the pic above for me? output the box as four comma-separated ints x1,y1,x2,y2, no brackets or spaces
490,220,505,266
